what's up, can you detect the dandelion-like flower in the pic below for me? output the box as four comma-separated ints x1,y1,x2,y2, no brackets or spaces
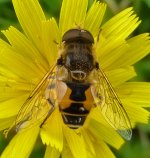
0,0,150,158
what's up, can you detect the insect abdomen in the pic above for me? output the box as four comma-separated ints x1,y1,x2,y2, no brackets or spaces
59,82,94,128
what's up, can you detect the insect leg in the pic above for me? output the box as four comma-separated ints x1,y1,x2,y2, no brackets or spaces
40,98,55,128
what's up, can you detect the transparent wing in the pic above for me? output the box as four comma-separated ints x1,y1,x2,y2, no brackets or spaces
91,68,132,140
15,65,57,131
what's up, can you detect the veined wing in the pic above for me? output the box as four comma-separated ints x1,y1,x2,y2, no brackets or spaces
91,68,132,140
15,64,57,131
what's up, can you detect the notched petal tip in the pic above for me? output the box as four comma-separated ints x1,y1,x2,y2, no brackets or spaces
59,0,88,36
84,1,106,37
102,7,141,40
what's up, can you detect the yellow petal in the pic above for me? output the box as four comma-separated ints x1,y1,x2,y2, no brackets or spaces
0,84,28,102
61,140,74,158
87,108,124,149
41,18,60,66
121,100,149,127
96,33,126,67
0,39,10,49
0,117,15,131
94,140,116,158
84,2,106,37
0,67,20,81
96,8,141,67
12,0,46,54
81,128,96,156
97,33,150,70
1,126,40,158
0,94,28,118
63,126,87,158
44,146,60,158
2,26,48,73
109,33,150,68
0,48,41,81
102,7,140,39
59,0,88,36
105,66,136,87
0,77,35,95
40,108,63,152
117,82,150,107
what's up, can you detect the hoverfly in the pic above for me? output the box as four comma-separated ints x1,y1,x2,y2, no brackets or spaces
14,29,132,140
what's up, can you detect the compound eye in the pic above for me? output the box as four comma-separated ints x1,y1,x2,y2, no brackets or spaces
65,53,75,69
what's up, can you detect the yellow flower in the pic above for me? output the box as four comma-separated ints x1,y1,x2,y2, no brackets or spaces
0,0,150,158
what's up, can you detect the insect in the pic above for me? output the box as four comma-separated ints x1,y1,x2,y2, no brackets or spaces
14,28,132,140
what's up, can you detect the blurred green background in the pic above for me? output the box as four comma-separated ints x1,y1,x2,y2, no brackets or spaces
0,0,150,158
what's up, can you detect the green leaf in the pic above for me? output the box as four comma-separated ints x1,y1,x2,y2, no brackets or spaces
143,0,150,8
